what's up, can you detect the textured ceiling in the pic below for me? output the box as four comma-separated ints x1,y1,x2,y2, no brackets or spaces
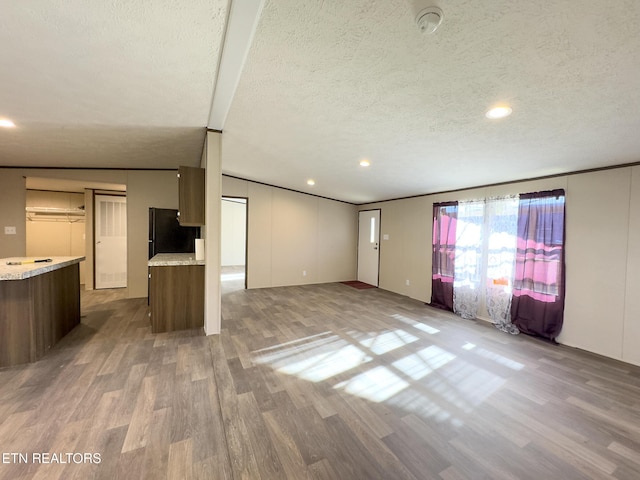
0,0,228,168
223,0,640,203
2,1,640,203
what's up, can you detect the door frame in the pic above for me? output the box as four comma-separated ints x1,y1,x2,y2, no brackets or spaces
221,196,249,289
356,208,381,287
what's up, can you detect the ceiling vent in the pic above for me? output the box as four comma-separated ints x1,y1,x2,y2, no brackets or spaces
415,6,443,34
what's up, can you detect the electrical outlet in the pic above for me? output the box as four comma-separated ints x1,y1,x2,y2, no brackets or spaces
303,270,307,276
4,226,16,235
406,279,410,286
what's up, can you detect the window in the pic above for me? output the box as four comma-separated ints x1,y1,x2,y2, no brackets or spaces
431,190,566,340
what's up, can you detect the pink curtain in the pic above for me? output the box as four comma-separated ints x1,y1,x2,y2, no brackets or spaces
431,202,457,311
511,190,565,340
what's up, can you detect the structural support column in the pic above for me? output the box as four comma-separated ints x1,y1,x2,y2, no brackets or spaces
204,131,222,335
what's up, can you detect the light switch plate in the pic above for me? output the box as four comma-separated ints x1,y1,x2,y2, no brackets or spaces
4,226,16,235
383,234,389,240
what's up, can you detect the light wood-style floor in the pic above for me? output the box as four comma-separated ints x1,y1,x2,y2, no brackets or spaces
2,284,640,479
221,265,246,294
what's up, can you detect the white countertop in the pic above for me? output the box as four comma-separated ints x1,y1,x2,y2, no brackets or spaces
0,256,85,281
148,253,204,267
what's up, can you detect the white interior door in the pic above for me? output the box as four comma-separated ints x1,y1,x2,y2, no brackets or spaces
357,209,380,287
95,195,127,289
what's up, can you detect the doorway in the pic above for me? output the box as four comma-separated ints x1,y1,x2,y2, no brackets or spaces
221,197,247,293
94,194,127,289
25,189,87,285
357,209,380,287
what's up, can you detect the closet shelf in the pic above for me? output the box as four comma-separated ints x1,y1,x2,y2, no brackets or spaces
26,207,85,216
26,207,86,223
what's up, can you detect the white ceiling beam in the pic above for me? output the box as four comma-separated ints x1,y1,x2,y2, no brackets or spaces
208,0,265,131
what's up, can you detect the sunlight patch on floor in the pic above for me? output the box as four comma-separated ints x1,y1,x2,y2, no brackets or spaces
358,329,419,355
428,361,506,411
392,345,456,381
221,272,245,282
475,348,524,370
462,342,524,370
388,388,458,424
392,313,440,335
252,327,505,425
334,366,409,403
253,333,371,383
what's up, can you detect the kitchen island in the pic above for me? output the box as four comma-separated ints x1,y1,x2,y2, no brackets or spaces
148,253,204,333
0,256,84,368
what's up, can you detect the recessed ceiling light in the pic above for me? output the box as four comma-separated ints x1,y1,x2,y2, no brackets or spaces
0,119,16,128
307,179,315,186
359,159,371,167
486,106,512,119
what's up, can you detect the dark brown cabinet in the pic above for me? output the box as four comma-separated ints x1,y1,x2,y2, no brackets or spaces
178,166,205,226
149,265,204,333
0,263,80,367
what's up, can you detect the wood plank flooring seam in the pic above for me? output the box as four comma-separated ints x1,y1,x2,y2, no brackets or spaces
4,286,640,479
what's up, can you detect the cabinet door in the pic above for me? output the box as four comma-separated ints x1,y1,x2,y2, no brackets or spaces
149,265,204,333
178,166,205,226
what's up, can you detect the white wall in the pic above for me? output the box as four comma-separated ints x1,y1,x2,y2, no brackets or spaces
222,175,357,289
623,166,640,365
317,197,359,284
0,171,26,257
204,132,222,335
561,169,629,359
360,168,640,367
126,170,179,298
221,199,246,266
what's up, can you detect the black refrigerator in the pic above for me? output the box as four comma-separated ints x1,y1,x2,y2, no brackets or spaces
148,208,200,259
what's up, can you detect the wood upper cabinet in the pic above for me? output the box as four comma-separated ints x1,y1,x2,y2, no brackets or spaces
178,165,205,226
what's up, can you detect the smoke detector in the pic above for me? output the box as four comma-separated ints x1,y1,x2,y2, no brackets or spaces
415,6,443,34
